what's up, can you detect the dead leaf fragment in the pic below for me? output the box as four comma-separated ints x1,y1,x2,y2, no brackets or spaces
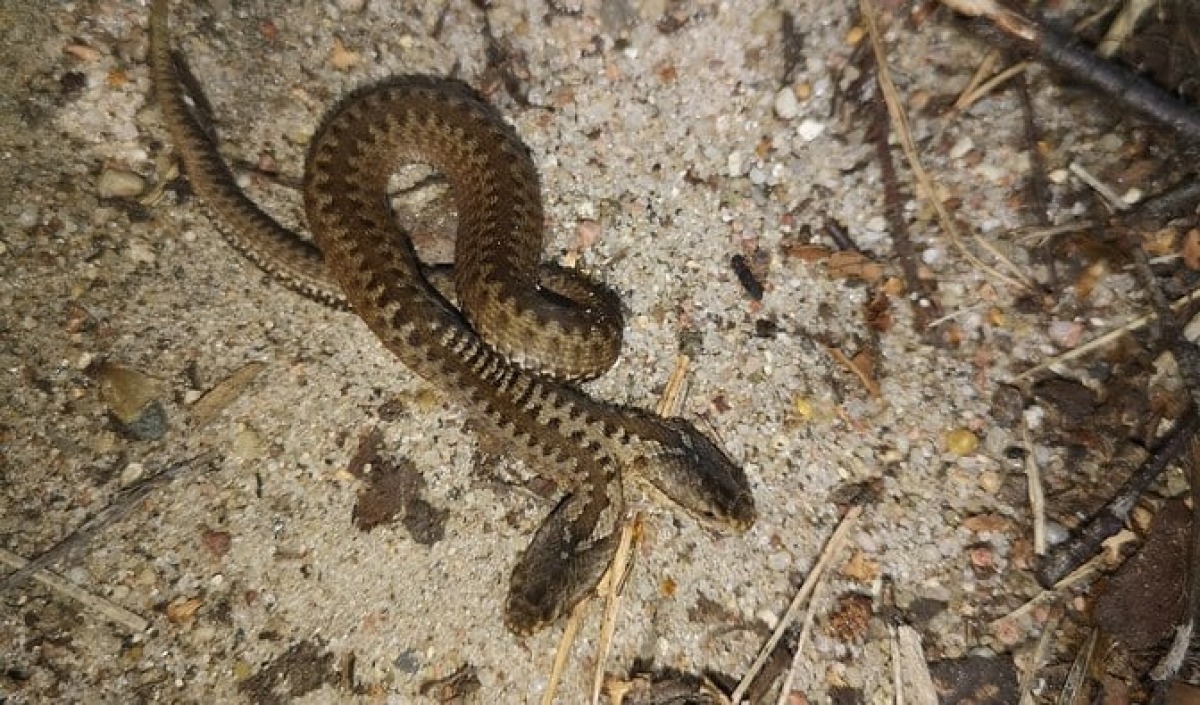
166,596,203,625
827,250,885,283
1183,228,1200,270
329,36,360,70
190,361,267,427
840,551,880,583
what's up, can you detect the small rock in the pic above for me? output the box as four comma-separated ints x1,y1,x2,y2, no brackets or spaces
118,461,146,487
96,169,145,199
329,37,360,71
944,427,979,456
727,150,746,177
773,87,799,119
795,118,825,143
949,137,974,160
232,426,266,461
127,239,156,266
94,361,168,440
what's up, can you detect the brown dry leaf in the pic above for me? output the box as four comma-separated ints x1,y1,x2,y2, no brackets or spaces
1073,260,1109,299
827,346,882,398
1095,501,1188,650
880,276,905,295
200,528,232,558
166,596,203,625
864,291,893,332
825,593,873,643
780,243,832,262
827,250,885,283
1183,228,1200,270
850,351,877,384
190,361,267,428
962,513,1012,533
1143,227,1177,256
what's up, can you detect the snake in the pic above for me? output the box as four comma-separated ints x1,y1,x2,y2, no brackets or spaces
149,0,755,634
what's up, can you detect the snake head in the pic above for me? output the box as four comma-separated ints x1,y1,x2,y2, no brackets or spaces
635,416,757,533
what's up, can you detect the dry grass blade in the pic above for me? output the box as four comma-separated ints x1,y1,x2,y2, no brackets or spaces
1053,626,1095,705
954,60,1033,114
592,516,641,704
862,0,1034,291
0,548,149,632
542,603,584,705
1013,286,1200,382
892,624,938,705
730,505,863,703
774,580,826,704
1023,423,1047,555
1017,611,1062,705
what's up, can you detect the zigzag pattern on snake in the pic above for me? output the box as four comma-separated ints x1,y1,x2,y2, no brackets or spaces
150,0,755,634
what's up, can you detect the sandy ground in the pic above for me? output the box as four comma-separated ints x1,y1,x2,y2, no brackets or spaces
0,0,1178,702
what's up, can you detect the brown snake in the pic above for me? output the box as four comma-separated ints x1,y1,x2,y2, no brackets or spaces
150,0,755,634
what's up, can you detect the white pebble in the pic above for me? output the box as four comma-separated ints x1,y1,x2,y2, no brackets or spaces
949,137,974,159
96,169,145,199
795,118,825,143
727,150,747,177
756,609,779,630
127,240,156,266
18,206,39,228
119,461,146,487
773,87,799,120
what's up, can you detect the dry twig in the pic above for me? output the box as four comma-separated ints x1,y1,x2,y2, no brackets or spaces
939,0,1200,142
730,505,862,703
862,0,1034,291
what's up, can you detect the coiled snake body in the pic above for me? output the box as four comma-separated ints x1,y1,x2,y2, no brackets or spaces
150,0,755,634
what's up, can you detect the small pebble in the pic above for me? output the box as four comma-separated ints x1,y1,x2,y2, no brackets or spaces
991,617,1023,646
773,87,799,120
232,426,267,461
944,428,979,456
95,362,159,424
1047,319,1085,348
1043,521,1069,546
756,609,779,630
795,118,825,143
94,362,168,440
329,37,360,70
727,150,747,177
977,470,1003,493
949,137,974,160
127,240,156,266
118,461,146,487
96,169,145,199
